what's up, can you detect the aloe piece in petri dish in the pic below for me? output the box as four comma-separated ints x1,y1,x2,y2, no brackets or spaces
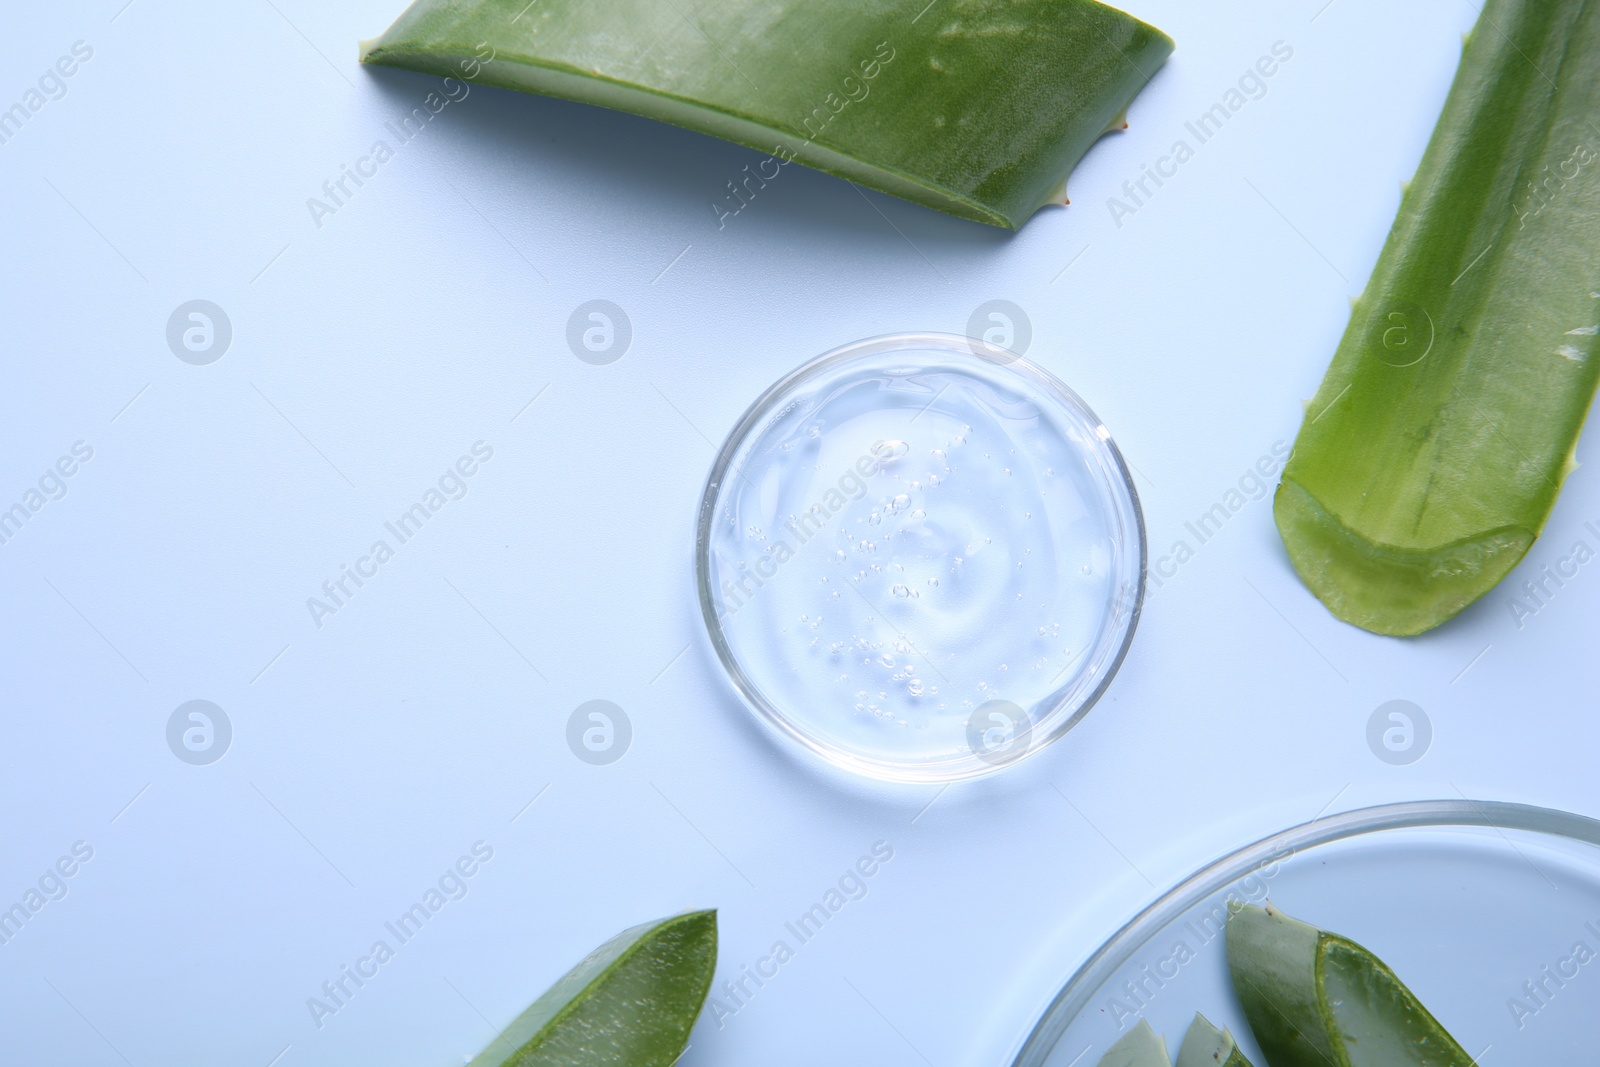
1097,1018,1172,1067
1174,1013,1255,1067
1226,904,1473,1067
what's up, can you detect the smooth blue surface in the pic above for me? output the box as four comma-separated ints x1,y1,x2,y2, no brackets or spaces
2,1,1596,1065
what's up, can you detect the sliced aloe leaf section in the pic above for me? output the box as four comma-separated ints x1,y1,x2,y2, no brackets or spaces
1226,904,1473,1067
466,910,716,1067
361,0,1172,229
1097,1018,1172,1067
1274,0,1600,634
1174,1013,1255,1067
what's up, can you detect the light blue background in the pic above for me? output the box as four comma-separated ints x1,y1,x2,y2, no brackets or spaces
2,0,1596,1064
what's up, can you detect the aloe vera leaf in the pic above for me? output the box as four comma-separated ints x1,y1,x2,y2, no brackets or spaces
1175,1013,1255,1067
1097,1018,1173,1067
360,0,1172,229
1274,0,1600,635
1226,904,1473,1067
465,910,716,1067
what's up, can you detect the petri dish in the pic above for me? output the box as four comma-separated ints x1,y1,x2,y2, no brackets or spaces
1010,799,1600,1065
694,333,1145,782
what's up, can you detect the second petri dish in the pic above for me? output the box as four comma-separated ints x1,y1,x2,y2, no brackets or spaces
1009,800,1600,1065
696,333,1145,782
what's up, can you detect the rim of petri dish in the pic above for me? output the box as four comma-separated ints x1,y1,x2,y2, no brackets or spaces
694,332,1147,783
1006,798,1600,1066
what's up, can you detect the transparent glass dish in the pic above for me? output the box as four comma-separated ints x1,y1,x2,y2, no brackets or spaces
1011,799,1600,1065
695,333,1145,782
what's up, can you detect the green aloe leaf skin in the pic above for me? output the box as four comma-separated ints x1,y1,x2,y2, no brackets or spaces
1175,1012,1256,1067
1226,904,1473,1067
1097,1018,1173,1067
361,0,1172,229
1275,0,1600,635
466,910,716,1067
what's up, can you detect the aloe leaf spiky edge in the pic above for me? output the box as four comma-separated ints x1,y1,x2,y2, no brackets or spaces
360,0,1172,229
1274,0,1600,635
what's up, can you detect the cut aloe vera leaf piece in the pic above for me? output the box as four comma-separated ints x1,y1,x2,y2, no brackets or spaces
1274,0,1600,635
1226,904,1473,1067
1175,1013,1255,1067
1097,1018,1172,1067
466,910,716,1067
360,0,1172,229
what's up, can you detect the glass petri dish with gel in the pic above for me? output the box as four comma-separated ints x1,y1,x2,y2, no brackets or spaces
695,333,1145,782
